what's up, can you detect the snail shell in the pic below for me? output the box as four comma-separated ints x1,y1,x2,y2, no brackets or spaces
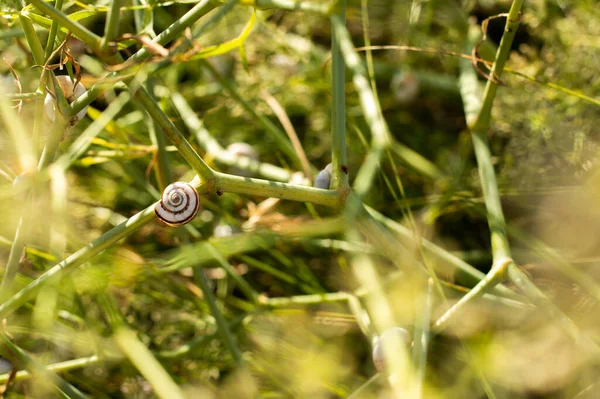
154,182,200,226
44,75,88,127
372,327,412,373
390,71,419,105
313,163,332,189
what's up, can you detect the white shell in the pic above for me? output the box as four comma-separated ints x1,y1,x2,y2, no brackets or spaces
44,75,88,126
226,142,259,160
313,163,332,189
390,71,419,104
154,182,200,226
372,327,412,373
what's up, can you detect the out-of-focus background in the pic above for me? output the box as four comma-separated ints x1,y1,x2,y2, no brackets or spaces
1,0,600,397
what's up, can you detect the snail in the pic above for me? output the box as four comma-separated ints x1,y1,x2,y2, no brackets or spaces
390,71,419,105
372,327,412,373
154,182,200,226
44,75,88,127
313,163,332,189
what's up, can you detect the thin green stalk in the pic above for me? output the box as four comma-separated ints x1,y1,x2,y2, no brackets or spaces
113,327,186,399
193,268,244,366
506,265,600,356
55,91,131,170
436,7,525,328
0,332,89,398
5,92,45,100
37,118,69,170
100,0,122,50
68,0,217,116
43,0,64,60
433,259,512,331
238,255,316,292
0,161,16,181
213,171,340,207
330,15,390,200
157,314,247,359
171,91,292,182
263,292,349,307
128,0,216,65
365,206,518,299
473,1,524,131
0,204,157,320
346,374,383,399
161,217,345,272
413,278,433,399
330,0,348,189
254,0,330,14
206,244,260,304
0,355,101,383
130,83,214,181
18,13,45,65
26,0,103,54
147,121,172,190
0,217,26,303
200,60,302,168
0,95,37,172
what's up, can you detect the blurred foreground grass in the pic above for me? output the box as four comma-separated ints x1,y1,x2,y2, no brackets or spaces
1,0,600,397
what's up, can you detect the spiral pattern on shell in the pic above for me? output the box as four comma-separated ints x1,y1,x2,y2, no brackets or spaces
154,182,200,226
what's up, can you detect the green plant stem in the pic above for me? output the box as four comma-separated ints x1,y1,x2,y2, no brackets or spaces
37,118,69,170
0,217,26,303
193,268,244,366
238,255,319,293
434,7,524,329
157,314,247,359
365,206,518,299
0,332,89,398
413,278,433,398
263,292,350,307
330,0,348,189
113,327,186,399
26,0,103,54
346,374,383,399
0,204,156,320
18,14,45,65
206,244,260,304
473,2,524,130
254,0,330,13
200,60,302,168
160,217,345,272
55,92,131,170
147,120,172,191
68,0,217,116
0,96,37,171
0,355,101,383
170,91,293,182
505,266,600,355
330,15,390,200
100,0,122,50
43,0,63,60
433,259,512,331
130,83,214,181
5,92,45,100
213,171,340,207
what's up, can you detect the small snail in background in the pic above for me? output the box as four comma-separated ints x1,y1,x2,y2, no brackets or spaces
372,327,412,373
390,71,419,105
313,163,332,189
226,142,259,177
154,182,200,226
44,75,88,127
